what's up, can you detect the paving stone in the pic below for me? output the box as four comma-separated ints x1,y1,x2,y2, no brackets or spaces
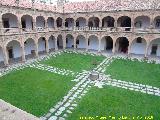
48,116,57,120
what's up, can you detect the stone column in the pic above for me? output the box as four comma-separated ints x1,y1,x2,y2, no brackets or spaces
0,16,3,35
35,42,39,58
145,42,150,57
55,37,58,50
112,40,116,54
98,39,101,52
62,35,66,49
114,18,117,28
74,38,76,49
128,42,131,55
21,44,26,62
86,18,89,30
131,18,135,32
2,46,9,66
86,37,89,51
99,19,102,28
46,40,49,53
18,16,22,33
33,18,36,32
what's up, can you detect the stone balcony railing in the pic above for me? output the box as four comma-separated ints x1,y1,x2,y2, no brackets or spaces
1,26,160,35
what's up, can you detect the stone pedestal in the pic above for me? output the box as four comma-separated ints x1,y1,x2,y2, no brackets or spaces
89,71,99,81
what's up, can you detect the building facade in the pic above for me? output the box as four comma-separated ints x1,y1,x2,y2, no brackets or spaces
0,0,160,66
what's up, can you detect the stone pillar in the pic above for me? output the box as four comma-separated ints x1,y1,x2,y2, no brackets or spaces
112,40,116,54
18,16,22,33
86,18,89,30
128,42,131,55
55,37,58,50
62,35,66,49
131,18,135,32
0,16,3,35
35,42,39,58
33,18,36,32
21,44,26,62
74,38,76,49
46,40,49,53
145,42,150,57
114,18,117,28
99,19,102,28
86,38,89,51
98,39,101,52
2,46,9,66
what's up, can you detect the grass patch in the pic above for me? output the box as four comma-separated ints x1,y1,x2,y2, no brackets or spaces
67,86,160,120
106,59,160,87
0,67,75,117
41,53,105,72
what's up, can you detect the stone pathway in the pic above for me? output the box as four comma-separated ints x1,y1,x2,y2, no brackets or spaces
41,56,114,120
1,50,160,120
41,71,93,120
29,64,77,77
92,73,160,97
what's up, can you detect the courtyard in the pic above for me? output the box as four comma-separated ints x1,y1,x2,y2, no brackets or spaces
0,50,160,120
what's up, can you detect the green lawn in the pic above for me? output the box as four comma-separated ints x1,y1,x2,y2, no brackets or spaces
0,67,75,117
106,59,160,87
67,86,160,120
41,53,105,72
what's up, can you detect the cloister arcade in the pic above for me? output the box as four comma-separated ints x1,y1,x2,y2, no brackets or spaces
1,11,160,67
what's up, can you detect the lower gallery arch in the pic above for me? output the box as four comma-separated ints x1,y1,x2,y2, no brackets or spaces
24,38,36,59
76,35,86,49
66,34,74,48
130,37,146,55
88,35,99,50
38,37,46,54
115,37,129,53
6,40,22,63
57,35,63,49
0,47,4,66
48,36,56,52
101,36,113,52
148,38,160,56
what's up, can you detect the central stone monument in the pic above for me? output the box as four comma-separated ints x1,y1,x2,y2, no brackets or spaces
89,59,99,81
89,71,99,81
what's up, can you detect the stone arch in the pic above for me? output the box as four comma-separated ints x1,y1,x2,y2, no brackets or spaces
38,37,46,54
76,35,86,49
115,37,129,53
66,34,74,48
21,15,33,31
101,36,113,52
102,16,115,27
148,38,160,56
56,17,62,28
65,18,74,28
47,17,54,28
134,16,150,28
117,16,131,27
48,35,56,51
76,17,86,27
130,37,147,55
6,40,22,63
57,34,63,49
88,35,99,50
2,13,18,32
36,16,45,30
0,46,5,66
24,38,36,59
88,17,100,27
154,16,160,29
